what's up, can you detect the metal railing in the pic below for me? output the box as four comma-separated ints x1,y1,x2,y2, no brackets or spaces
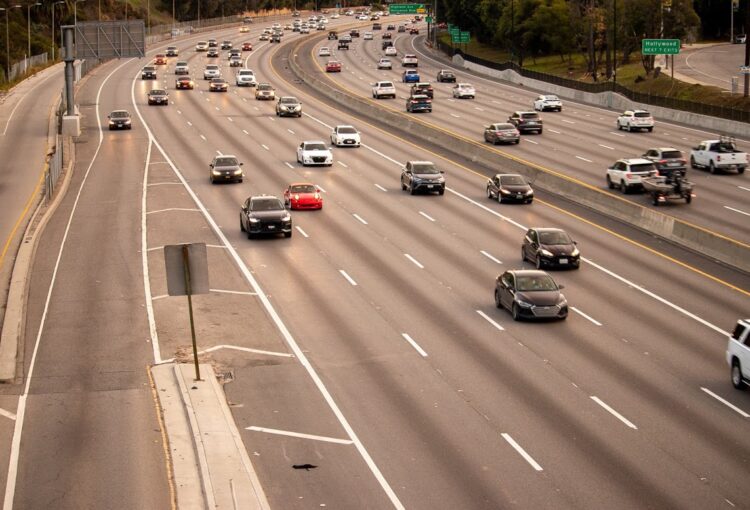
45,134,64,202
437,40,750,123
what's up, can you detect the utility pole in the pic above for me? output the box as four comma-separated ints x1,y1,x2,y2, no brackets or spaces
744,0,750,96
27,2,41,60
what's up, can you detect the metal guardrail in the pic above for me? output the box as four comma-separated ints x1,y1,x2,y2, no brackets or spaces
436,40,750,124
45,134,64,203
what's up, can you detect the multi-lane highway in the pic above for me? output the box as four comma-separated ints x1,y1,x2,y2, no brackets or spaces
1,12,749,509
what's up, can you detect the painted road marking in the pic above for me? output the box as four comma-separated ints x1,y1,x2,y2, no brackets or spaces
501,433,543,471
404,254,424,268
525,139,539,145
591,396,638,429
261,144,270,151
209,289,257,296
476,310,504,331
285,162,294,169
339,270,358,286
338,161,348,168
598,144,615,150
243,129,249,135
200,134,207,141
287,129,295,134
548,129,561,134
246,426,353,445
375,184,388,192
562,119,575,124
401,333,428,357
353,213,368,225
419,211,436,222
295,226,309,238
576,156,593,163
571,307,602,326
724,206,750,217
480,250,502,264
700,387,750,418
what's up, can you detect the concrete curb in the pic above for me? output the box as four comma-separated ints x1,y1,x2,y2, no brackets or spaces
152,363,270,510
286,36,750,275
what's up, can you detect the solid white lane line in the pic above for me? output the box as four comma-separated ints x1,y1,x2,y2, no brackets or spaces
243,129,249,135
700,387,750,418
246,426,353,445
571,307,602,326
480,250,502,264
375,184,388,192
261,144,270,151
562,119,575,124
338,161,348,167
598,144,615,150
576,156,593,163
525,139,538,145
419,211,436,222
317,185,327,193
401,333,428,357
724,205,750,217
476,310,505,331
200,134,207,141
339,269,358,286
146,208,201,215
548,128,561,134
285,162,294,169
295,226,309,238
287,128,295,134
739,186,750,192
209,289,257,296
501,433,543,471
590,396,638,429
0,408,16,421
353,213,368,225
404,254,424,268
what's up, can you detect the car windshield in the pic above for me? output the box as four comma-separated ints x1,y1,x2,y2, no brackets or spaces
251,199,283,211
338,127,357,134
291,184,316,193
521,113,539,119
177,61,187,66
500,175,526,185
240,70,254,75
544,95,559,100
412,163,438,174
215,157,238,167
150,89,166,95
281,97,298,104
516,274,558,292
380,82,394,87
143,66,155,71
305,143,327,151
442,71,454,77
630,163,655,173
661,150,682,158
212,79,226,83
207,65,218,70
539,231,572,245
634,111,651,117
111,111,129,118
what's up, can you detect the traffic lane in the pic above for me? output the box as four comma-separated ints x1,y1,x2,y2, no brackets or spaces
11,58,170,509
305,36,750,243
675,43,742,90
0,66,64,280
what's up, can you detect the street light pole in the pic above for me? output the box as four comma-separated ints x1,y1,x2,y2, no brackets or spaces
27,2,41,59
2,5,21,81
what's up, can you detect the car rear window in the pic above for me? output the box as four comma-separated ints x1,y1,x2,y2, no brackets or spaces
380,82,394,87
494,123,515,130
634,111,651,117
630,163,655,173
661,150,682,159
521,113,539,119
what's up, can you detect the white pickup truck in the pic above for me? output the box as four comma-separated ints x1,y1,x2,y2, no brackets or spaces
690,138,747,174
727,318,750,390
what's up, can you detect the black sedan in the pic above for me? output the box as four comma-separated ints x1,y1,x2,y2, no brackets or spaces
147,89,169,105
486,173,533,203
495,270,568,321
209,78,228,92
239,196,292,238
209,155,243,184
521,228,580,269
107,110,132,130
175,76,195,89
141,66,157,80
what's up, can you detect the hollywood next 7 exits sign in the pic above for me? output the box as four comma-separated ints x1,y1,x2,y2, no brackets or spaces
389,3,427,14
641,39,681,55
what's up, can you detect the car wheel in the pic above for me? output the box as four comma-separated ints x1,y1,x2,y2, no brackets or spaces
626,124,632,132
497,193,503,204
685,193,692,204
709,161,716,174
538,128,543,134
652,193,659,206
521,247,527,262
535,254,543,269
486,187,492,199
409,184,416,195
732,360,746,389
210,176,215,184
240,217,246,232
247,230,253,239
648,127,653,132
606,175,615,189
401,180,407,190
690,156,697,169
620,180,628,194
515,139,520,144
511,303,521,321
438,188,444,195
284,231,292,238
494,290,502,309
739,166,745,174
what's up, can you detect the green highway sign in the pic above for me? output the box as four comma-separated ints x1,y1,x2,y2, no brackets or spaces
450,28,459,35
641,39,681,55
388,3,426,14
425,16,433,23
458,32,470,43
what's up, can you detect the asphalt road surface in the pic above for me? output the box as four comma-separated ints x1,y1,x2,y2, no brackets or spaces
674,42,748,90
0,13,748,510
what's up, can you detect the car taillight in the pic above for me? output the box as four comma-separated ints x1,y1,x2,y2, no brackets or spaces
658,160,666,164
717,155,721,162
625,173,632,178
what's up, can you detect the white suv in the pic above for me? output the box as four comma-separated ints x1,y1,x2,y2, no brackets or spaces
617,110,654,132
401,54,418,67
606,158,657,193
728,319,750,390
236,69,257,87
533,94,563,112
203,65,221,80
372,81,396,99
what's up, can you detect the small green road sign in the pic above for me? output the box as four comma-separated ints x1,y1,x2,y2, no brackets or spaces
388,3,425,14
425,16,433,23
458,32,470,43
450,28,459,35
641,39,681,55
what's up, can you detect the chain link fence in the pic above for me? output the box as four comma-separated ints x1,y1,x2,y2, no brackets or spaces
3,53,49,83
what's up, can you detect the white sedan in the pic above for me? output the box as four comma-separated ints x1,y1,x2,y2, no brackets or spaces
385,46,397,57
297,141,333,166
452,83,476,99
331,125,361,147
318,47,331,57
533,94,563,112
377,58,392,70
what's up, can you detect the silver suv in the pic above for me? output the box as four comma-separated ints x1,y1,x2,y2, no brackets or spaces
203,64,221,80
728,319,750,390
275,96,302,117
235,69,257,87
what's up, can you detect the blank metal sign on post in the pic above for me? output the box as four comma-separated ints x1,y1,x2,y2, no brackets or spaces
164,243,210,296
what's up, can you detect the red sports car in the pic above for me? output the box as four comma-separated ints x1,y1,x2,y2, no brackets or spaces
284,183,323,210
242,42,253,51
325,60,342,72
154,54,167,65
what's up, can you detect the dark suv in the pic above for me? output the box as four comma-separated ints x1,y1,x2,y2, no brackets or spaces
141,66,157,80
410,82,433,98
401,161,445,195
406,94,432,113
350,29,360,37
239,196,292,238
642,147,687,178
209,155,243,184
508,111,543,134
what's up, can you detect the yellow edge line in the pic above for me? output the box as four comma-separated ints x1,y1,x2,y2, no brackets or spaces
147,365,178,510
0,164,46,273
273,35,750,298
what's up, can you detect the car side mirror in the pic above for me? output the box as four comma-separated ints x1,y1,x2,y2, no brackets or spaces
209,163,214,168
558,284,565,290
107,115,111,119
439,170,445,174
240,162,244,166
573,241,578,245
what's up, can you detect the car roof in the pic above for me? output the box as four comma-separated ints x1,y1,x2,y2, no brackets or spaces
533,227,566,234
411,94,430,99
336,124,356,129
494,173,524,178
214,154,238,160
279,96,299,101
303,140,327,144
506,269,551,277
620,158,654,164
513,111,536,114
289,182,315,187
408,160,434,165
110,109,130,115
650,147,680,152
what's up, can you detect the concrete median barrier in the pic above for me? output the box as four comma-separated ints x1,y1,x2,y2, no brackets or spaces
287,37,750,274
